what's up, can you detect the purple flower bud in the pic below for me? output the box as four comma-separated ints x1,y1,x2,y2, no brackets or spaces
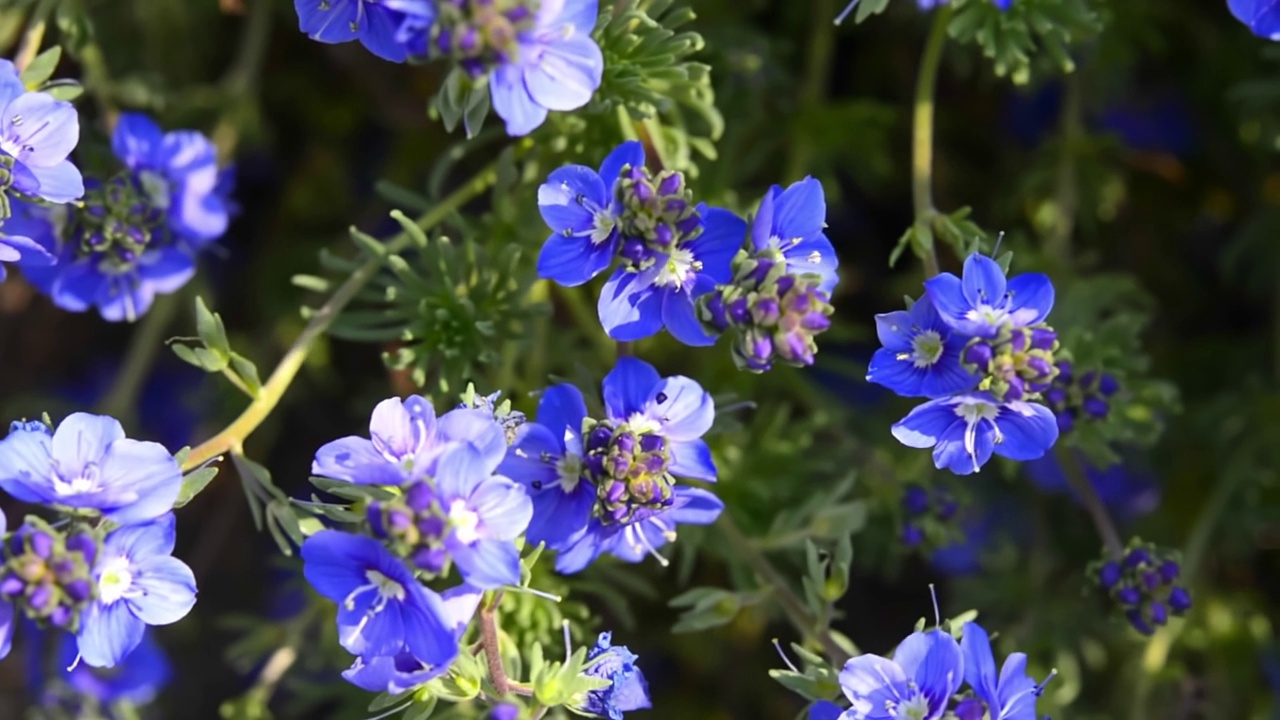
1044,388,1067,407
1158,561,1180,584
505,6,531,22
0,575,23,596
1127,610,1154,636
639,434,665,454
748,334,774,364
1010,331,1029,353
1081,371,1098,389
412,546,448,574
1055,410,1075,434
751,296,781,325
728,297,751,325
587,426,614,452
676,213,701,237
664,197,687,215
964,343,993,367
491,704,520,720
1117,587,1141,606
50,605,73,628
606,481,627,504
366,503,388,538
1099,562,1121,589
802,312,831,333
1149,601,1168,626
1141,571,1160,591
1005,376,1025,401
1055,360,1074,384
631,179,654,204
653,223,674,249
416,515,446,539
1099,373,1120,397
901,524,924,547
703,292,729,330
1168,587,1192,614
620,238,648,265
657,172,683,196
64,578,92,603
1124,548,1150,569
614,432,636,455
1026,356,1054,379
774,274,796,296
29,583,53,611
953,698,985,720
29,531,54,559
1030,328,1057,350
902,486,929,516
936,496,958,522
405,482,434,513
1082,397,1109,419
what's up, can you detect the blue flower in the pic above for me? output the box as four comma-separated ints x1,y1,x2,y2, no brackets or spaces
891,393,1058,475
302,530,456,665
1230,0,1280,39
499,384,596,549
0,508,12,660
0,414,182,526
924,254,1054,340
342,583,481,693
421,0,603,136
837,629,963,720
432,443,533,589
1024,451,1160,519
0,59,83,207
490,704,521,720
536,141,639,286
580,631,651,720
599,198,745,346
868,294,976,398
77,514,197,668
312,397,506,487
39,628,171,709
501,358,721,573
960,622,1052,720
748,178,839,295
293,0,415,62
17,114,234,322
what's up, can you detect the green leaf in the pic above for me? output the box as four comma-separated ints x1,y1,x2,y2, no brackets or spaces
229,353,262,396
174,467,218,508
21,46,62,90
194,297,230,356
42,79,83,101
400,697,436,720
368,691,412,713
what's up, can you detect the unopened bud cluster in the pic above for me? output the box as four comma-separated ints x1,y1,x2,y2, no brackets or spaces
962,324,1060,402
1044,360,1119,434
1,517,98,632
1092,541,1191,636
900,484,959,548
615,165,703,271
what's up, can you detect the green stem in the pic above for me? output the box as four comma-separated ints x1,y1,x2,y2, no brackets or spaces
14,0,56,73
213,0,274,159
181,164,498,471
1055,445,1123,558
912,7,951,278
480,593,511,696
96,291,184,420
551,283,614,366
76,37,117,119
783,0,836,182
1045,73,1082,269
718,512,849,665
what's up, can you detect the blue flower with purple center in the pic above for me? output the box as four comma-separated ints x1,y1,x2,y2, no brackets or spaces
536,141,639,286
17,113,234,322
867,294,976,398
501,358,721,573
923,254,1054,340
891,392,1058,475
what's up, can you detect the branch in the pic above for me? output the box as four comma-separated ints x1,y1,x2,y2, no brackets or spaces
912,7,952,279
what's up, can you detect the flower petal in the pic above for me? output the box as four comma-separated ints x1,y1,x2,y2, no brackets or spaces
434,444,491,502
301,531,375,602
993,402,1059,462
369,397,421,460
0,601,12,660
295,0,359,43
602,357,662,419
526,483,595,549
23,159,84,203
597,267,663,341
783,234,839,294
645,375,713,441
772,177,827,244
598,140,645,189
669,439,716,482
539,165,607,231
537,233,611,286
448,537,521,589
690,208,747,285
0,427,54,504
112,113,164,170
77,600,146,668
2,92,79,166
401,585,458,668
471,476,533,542
662,289,717,347
838,654,909,718
873,310,915,352
961,254,1007,308
52,413,125,478
103,514,176,562
893,629,964,715
538,384,588,439
312,436,405,486
961,622,1000,709
359,6,408,62
890,399,958,449
933,416,993,476
491,64,549,137
750,188,776,251
524,34,603,112
665,486,724,525
127,555,197,626
866,348,926,397
95,438,183,525
1005,273,1054,327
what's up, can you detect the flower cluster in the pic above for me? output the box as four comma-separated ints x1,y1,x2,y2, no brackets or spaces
1042,361,1120,434
500,357,722,573
12,113,233,322
870,253,1060,475
538,144,840,368
899,483,959,548
1093,543,1192,636
293,0,603,136
0,59,83,281
816,621,1052,720
0,414,196,668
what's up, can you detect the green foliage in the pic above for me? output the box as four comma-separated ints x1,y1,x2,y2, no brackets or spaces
949,0,1103,83
170,298,263,397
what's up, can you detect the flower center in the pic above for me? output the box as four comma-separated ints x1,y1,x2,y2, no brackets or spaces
72,172,170,271
431,0,541,75
654,247,701,289
137,170,171,210
98,558,134,605
555,452,583,492
52,463,100,496
910,330,944,368
893,692,930,720
365,569,405,602
448,499,482,545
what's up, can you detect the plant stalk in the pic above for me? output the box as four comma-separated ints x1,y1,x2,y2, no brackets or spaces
912,7,952,278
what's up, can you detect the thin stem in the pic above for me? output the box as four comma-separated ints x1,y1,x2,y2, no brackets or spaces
717,512,849,665
96,291,184,419
213,0,275,160
1045,73,1082,269
1055,445,1123,558
76,38,117,120
181,164,498,471
783,0,836,182
14,0,57,73
912,7,952,278
480,594,511,696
